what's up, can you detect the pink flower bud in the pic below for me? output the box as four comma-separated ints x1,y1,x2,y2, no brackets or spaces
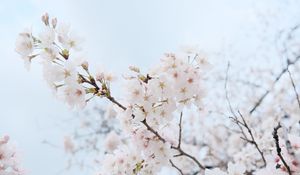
51,18,57,28
41,13,49,26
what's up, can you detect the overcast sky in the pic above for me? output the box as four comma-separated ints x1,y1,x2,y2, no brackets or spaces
0,0,299,175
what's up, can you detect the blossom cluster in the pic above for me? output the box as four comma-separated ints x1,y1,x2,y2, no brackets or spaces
0,135,24,175
15,13,106,109
15,13,300,175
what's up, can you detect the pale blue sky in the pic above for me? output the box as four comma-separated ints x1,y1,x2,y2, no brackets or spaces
0,1,299,175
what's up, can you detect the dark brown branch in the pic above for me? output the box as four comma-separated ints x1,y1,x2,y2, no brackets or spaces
177,112,183,148
273,123,291,175
172,146,205,170
106,95,167,143
106,95,127,110
170,111,205,170
238,112,266,166
141,119,166,143
169,159,184,175
230,112,266,167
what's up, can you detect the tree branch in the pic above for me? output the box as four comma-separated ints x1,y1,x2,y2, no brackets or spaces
249,52,300,115
273,123,292,175
225,65,266,167
141,119,166,143
177,112,183,148
172,146,205,170
169,159,184,175
224,62,236,117
106,95,127,110
230,111,266,167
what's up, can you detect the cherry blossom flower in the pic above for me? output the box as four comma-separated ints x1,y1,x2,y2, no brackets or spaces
15,29,33,57
62,83,86,109
39,27,55,48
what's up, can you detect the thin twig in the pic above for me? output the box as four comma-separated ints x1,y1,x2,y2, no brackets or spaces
169,159,184,175
238,111,266,167
177,112,183,148
225,64,266,167
224,62,236,117
170,111,205,170
287,67,300,110
229,112,266,167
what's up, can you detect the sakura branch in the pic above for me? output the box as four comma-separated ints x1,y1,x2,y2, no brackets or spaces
80,66,207,172
16,13,210,175
225,63,266,168
169,159,184,175
15,13,300,175
229,111,266,168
